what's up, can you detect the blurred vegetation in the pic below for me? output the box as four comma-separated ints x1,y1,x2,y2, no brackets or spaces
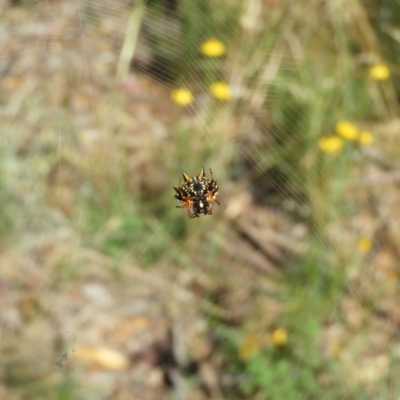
2,0,400,399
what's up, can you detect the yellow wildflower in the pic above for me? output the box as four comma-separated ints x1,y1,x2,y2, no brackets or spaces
336,121,359,140
171,88,193,106
318,136,344,153
271,328,288,347
358,238,372,253
210,82,231,101
200,38,225,57
239,332,263,361
369,63,390,81
358,131,374,146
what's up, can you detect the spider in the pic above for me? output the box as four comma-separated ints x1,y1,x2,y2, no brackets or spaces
173,167,220,218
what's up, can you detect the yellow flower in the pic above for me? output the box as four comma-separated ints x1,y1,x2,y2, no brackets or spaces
210,82,231,101
271,328,288,347
358,238,372,253
318,136,344,153
369,63,390,81
171,88,193,106
200,38,225,57
358,131,374,146
239,332,263,361
336,121,359,140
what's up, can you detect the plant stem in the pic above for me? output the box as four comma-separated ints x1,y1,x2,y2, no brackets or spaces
116,0,146,81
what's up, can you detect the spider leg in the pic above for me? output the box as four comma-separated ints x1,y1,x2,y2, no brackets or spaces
205,189,219,200
186,208,198,218
173,187,182,196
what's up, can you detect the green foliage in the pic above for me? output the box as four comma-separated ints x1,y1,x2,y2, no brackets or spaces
243,353,324,399
215,315,367,400
0,178,14,237
209,243,371,400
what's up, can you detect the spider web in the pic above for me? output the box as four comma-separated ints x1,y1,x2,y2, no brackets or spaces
1,0,399,399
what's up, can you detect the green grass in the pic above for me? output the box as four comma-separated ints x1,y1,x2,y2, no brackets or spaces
210,242,366,399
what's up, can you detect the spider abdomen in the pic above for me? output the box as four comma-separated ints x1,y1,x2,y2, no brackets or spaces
173,167,220,218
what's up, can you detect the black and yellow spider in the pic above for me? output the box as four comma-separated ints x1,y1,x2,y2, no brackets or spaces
173,167,220,218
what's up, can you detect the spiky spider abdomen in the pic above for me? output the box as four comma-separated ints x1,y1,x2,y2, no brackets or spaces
173,167,220,218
